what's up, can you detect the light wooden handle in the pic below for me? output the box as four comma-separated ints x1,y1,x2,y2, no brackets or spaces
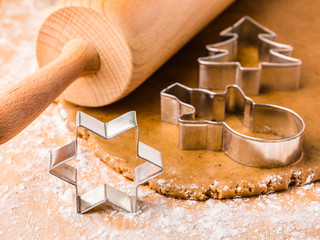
1,0,233,143
0,39,100,144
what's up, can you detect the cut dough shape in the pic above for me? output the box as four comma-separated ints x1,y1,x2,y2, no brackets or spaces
59,15,320,200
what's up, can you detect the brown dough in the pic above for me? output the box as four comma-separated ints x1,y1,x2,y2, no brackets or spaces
60,0,320,200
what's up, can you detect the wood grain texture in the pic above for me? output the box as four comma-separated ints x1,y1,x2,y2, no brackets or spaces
0,0,234,144
2,1,320,239
37,0,234,106
0,39,99,144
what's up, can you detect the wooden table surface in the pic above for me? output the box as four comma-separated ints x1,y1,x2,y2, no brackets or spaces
1,0,320,239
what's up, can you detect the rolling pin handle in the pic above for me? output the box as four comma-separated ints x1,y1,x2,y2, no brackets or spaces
0,39,100,144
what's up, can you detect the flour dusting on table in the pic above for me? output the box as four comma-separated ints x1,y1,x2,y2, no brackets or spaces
0,1,320,239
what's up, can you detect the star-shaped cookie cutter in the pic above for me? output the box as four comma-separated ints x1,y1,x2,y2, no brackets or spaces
198,16,302,95
50,111,164,213
161,83,304,168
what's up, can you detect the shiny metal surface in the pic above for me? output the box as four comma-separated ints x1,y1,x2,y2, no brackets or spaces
161,83,305,168
198,16,302,95
50,111,164,214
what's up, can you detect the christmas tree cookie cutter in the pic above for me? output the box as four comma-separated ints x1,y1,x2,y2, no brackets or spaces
161,83,304,168
50,111,164,214
198,16,302,95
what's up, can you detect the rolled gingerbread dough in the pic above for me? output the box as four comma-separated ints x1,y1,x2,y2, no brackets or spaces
59,0,320,200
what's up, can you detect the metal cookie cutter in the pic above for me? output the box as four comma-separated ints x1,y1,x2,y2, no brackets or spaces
161,83,304,168
50,111,164,213
198,16,302,95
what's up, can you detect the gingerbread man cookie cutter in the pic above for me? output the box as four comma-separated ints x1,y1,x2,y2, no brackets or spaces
161,83,304,168
198,16,302,95
50,111,164,213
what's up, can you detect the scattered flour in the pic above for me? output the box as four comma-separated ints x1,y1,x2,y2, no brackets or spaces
0,1,320,240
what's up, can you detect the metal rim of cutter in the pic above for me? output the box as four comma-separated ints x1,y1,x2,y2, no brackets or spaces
49,111,164,214
198,16,302,95
161,83,305,168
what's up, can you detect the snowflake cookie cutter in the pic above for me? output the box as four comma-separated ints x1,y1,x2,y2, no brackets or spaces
161,83,305,168
50,111,164,214
198,16,302,95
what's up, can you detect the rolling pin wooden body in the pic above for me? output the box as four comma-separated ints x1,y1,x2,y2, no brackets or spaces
0,0,233,144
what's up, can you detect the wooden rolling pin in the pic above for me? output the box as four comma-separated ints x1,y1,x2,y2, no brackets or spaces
0,0,234,144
